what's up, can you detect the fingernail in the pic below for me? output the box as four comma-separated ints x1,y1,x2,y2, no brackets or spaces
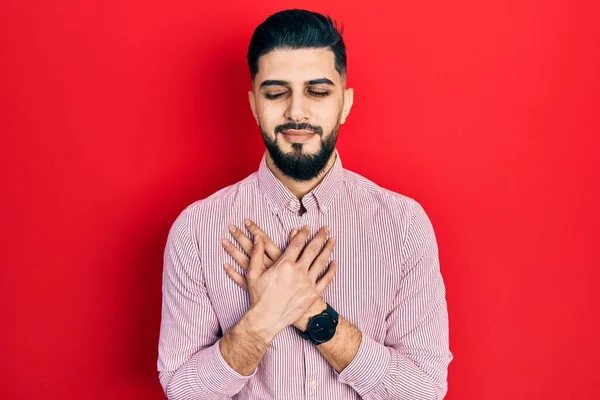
222,238,230,247
228,224,236,233
304,225,310,231
254,235,259,244
323,226,329,234
244,219,251,227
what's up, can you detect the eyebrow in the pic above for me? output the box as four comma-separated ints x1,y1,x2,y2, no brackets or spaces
259,78,335,88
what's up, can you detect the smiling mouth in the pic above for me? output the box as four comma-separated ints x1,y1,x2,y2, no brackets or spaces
281,130,316,143
281,129,315,135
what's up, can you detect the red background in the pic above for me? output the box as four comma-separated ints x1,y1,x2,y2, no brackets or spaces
1,0,599,399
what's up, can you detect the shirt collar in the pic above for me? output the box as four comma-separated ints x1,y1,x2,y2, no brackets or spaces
257,149,343,215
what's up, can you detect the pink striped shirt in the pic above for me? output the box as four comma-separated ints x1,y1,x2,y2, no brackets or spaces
157,150,452,399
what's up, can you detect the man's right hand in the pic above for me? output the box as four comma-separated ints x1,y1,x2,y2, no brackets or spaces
218,225,336,376
238,225,337,342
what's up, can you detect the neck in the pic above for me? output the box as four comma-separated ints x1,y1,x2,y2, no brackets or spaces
265,150,337,200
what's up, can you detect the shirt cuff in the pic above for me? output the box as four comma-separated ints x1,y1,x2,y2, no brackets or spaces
337,333,391,395
192,338,257,396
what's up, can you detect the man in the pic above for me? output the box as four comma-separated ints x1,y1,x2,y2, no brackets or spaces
157,9,452,400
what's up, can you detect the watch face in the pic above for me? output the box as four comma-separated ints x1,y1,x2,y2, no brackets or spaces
309,316,336,342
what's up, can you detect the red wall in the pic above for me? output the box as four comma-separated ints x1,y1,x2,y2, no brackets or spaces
1,1,599,399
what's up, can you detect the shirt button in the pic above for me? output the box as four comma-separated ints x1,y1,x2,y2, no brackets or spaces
348,381,356,387
310,380,317,389
288,199,297,207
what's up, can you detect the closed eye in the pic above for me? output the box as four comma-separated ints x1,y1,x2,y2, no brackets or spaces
308,90,330,97
264,90,330,100
265,92,288,100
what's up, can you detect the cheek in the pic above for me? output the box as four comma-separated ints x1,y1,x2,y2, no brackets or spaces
311,101,341,128
257,103,286,128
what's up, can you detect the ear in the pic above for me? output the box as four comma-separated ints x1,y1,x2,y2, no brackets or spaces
340,87,354,124
248,90,259,125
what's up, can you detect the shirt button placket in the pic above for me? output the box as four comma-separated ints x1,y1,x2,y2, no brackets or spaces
304,339,321,398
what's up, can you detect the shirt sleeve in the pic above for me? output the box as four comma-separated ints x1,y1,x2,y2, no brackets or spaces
157,206,256,400
336,200,453,399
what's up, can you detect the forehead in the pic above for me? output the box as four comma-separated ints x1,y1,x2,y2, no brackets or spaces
256,48,339,84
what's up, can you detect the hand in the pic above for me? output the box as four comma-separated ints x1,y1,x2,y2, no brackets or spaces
222,220,337,333
222,219,292,272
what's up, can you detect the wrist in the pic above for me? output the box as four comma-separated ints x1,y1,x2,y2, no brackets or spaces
241,305,281,344
294,298,327,331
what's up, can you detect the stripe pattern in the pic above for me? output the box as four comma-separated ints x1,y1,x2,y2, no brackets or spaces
157,150,452,399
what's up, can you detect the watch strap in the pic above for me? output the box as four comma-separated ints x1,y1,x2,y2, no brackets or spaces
325,303,339,323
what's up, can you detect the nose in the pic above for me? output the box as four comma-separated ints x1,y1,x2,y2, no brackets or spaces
284,91,310,122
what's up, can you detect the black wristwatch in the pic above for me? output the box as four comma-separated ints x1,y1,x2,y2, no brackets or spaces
297,303,339,345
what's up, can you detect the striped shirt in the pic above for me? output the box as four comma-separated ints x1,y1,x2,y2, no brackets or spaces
157,150,452,399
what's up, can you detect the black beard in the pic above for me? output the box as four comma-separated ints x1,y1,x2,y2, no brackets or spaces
261,122,339,182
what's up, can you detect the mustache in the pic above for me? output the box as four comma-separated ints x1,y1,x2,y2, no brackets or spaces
274,122,323,135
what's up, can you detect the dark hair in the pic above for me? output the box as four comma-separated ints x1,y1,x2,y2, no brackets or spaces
247,9,346,81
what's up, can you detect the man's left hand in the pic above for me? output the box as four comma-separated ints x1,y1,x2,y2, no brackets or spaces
222,219,332,331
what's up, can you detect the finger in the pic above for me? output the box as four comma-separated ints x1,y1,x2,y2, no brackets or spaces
247,235,265,279
244,219,282,261
230,223,275,268
223,263,248,291
298,226,329,267
315,260,337,294
228,224,253,256
308,237,336,281
290,228,299,240
281,225,311,262
221,238,250,270
264,254,274,268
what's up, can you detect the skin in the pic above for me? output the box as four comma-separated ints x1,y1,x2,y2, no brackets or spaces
223,222,335,331
219,225,338,375
218,47,361,377
223,220,363,374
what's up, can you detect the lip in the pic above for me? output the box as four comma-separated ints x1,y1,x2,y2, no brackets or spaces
281,130,316,143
